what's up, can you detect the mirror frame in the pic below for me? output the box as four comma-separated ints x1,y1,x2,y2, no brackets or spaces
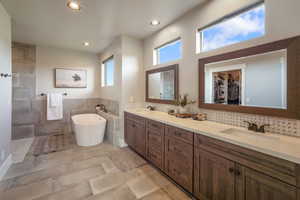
199,36,300,119
146,64,179,105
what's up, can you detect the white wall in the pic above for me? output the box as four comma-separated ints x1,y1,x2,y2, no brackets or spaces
0,2,12,171
36,46,101,99
143,0,300,106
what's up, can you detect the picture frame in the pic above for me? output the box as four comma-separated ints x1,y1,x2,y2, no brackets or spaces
55,68,87,88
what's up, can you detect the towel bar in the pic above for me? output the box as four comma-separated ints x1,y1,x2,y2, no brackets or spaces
40,93,67,96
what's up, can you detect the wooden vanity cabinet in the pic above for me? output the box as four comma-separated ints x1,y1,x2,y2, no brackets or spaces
235,165,297,200
194,148,235,200
146,120,165,170
125,112,300,200
195,133,299,200
124,113,146,157
164,126,194,193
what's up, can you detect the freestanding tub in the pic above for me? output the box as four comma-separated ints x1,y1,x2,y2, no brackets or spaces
71,114,107,147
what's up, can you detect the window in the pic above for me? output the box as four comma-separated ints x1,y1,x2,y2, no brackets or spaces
198,3,265,52
154,38,182,65
101,56,114,87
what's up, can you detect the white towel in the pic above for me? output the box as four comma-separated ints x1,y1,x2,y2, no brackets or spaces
47,93,63,120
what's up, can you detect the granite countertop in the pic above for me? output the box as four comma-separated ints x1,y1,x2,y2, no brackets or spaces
125,108,300,164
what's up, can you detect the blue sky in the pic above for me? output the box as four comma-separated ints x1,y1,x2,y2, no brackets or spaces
105,59,114,86
158,40,182,64
202,5,265,51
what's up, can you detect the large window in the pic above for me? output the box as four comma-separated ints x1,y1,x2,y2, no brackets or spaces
198,3,265,52
101,56,114,87
154,38,182,65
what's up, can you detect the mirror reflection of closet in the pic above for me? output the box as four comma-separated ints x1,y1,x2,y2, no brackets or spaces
146,64,179,104
205,50,287,109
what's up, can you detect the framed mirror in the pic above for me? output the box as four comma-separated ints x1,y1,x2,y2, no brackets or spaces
146,64,179,104
199,36,300,119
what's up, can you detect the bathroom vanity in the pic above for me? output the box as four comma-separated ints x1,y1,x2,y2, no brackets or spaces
124,109,300,200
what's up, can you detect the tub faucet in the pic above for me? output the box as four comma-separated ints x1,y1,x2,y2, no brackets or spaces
96,104,108,113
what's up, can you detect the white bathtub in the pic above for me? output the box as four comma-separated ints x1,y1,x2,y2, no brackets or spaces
71,114,107,147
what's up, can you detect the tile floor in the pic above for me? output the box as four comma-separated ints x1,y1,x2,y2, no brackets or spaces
0,141,192,200
11,138,34,163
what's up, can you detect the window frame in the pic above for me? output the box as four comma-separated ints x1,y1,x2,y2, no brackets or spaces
101,55,114,87
154,37,182,65
197,1,265,53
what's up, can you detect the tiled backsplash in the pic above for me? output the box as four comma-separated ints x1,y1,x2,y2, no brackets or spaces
147,103,300,138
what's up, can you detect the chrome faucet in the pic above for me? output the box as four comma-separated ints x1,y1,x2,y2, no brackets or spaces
146,105,155,111
244,121,270,133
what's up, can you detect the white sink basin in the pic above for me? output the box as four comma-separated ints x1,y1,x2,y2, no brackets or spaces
221,128,279,141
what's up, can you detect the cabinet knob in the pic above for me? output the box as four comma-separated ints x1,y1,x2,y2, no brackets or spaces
229,168,235,173
235,170,241,176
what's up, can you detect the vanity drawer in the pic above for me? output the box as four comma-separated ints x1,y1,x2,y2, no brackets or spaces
147,120,165,134
125,112,146,125
165,136,193,161
148,148,163,169
165,126,194,145
148,131,163,147
195,134,298,187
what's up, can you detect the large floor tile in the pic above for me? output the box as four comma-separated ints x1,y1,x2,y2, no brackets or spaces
141,189,172,200
1,178,54,200
58,166,105,186
89,171,126,195
35,181,92,200
11,138,34,164
127,175,159,199
85,185,136,200
162,184,192,200
109,148,147,172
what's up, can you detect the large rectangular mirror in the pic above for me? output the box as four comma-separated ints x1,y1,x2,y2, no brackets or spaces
205,50,287,109
199,36,300,119
146,64,179,104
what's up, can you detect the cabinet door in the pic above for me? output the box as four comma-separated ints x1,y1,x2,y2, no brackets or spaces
236,165,297,200
125,119,136,148
165,136,193,193
134,122,146,157
147,128,164,169
194,148,235,200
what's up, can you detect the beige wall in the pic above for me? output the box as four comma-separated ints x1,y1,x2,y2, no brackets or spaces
36,46,101,99
99,37,123,102
99,36,144,146
0,2,12,170
143,0,300,103
121,35,144,110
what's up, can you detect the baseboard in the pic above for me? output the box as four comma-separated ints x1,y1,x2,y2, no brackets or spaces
0,154,12,181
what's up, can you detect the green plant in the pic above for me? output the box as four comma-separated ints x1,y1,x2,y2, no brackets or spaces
175,94,196,108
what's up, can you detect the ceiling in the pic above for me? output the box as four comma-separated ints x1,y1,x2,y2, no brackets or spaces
1,0,205,53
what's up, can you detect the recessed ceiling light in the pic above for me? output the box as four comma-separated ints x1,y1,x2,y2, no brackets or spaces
150,20,160,26
67,0,81,10
83,42,89,46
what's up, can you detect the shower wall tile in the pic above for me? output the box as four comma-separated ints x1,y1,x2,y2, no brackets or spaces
12,125,35,140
